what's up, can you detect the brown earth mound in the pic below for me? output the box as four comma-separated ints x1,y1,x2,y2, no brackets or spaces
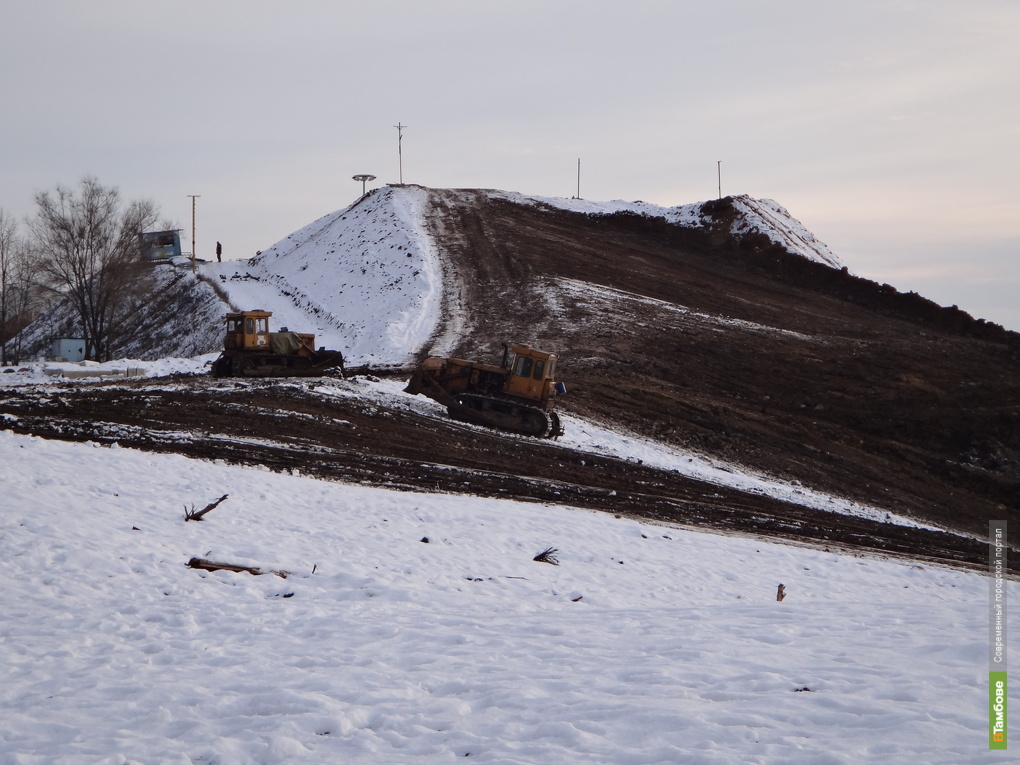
422,189,1020,534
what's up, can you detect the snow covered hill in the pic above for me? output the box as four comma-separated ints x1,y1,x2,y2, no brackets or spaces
191,185,844,368
11,264,226,363
10,185,844,366
219,186,443,365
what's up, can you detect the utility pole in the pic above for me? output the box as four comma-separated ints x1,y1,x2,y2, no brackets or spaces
576,158,581,199
187,194,200,273
394,123,406,184
717,161,722,200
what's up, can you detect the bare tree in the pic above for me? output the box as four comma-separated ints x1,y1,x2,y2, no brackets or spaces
5,243,41,365
29,177,161,361
0,209,16,364
0,208,35,365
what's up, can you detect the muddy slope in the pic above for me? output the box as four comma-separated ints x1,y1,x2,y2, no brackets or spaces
422,189,1020,534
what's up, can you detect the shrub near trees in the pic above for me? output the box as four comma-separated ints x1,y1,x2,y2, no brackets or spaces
26,176,166,362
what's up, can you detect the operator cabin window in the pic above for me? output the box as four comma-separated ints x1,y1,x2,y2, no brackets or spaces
514,356,533,378
532,359,545,380
245,318,255,334
255,318,268,333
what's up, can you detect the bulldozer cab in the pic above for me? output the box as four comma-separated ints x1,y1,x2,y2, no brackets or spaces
224,310,272,350
504,344,557,403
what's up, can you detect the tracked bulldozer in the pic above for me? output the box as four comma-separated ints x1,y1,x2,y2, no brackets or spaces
404,343,565,438
210,310,345,378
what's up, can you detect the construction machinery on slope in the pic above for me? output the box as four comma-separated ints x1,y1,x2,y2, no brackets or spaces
404,343,565,438
210,310,345,378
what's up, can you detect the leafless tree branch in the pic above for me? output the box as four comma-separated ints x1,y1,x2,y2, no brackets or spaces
27,177,161,361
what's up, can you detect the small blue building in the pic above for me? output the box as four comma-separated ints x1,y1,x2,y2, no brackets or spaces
50,339,86,362
139,230,182,262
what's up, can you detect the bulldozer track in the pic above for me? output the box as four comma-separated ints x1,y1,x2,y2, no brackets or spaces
452,393,557,438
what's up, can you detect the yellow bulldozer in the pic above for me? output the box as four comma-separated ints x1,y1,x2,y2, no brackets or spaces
210,310,345,378
404,343,565,438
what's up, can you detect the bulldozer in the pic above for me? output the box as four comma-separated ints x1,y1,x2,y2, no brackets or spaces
404,343,565,438
210,310,345,378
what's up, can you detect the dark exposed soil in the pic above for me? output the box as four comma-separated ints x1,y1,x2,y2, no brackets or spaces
3,187,1017,573
422,189,1020,536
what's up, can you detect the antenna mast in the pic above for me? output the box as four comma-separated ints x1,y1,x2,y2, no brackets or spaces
394,123,406,184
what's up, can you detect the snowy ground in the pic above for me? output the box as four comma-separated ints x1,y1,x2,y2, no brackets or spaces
0,357,216,386
0,429,1013,764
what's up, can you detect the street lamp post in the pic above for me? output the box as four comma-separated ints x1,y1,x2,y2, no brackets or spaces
353,174,376,197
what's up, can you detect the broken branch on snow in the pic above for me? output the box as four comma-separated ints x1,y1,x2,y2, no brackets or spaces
533,547,560,565
184,494,229,522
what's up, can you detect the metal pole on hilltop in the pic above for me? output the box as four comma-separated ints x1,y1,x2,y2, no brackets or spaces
576,158,581,199
394,123,406,184
717,161,722,200
187,195,200,272
353,174,376,197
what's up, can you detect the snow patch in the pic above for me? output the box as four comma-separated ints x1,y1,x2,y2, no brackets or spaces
0,431,1007,763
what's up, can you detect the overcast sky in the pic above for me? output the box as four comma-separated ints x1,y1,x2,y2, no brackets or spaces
3,1,1018,329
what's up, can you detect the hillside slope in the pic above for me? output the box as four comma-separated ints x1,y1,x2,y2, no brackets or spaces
13,265,227,361
8,185,1019,536
417,187,1019,531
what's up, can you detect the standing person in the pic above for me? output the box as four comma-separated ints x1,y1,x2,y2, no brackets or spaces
216,241,222,262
